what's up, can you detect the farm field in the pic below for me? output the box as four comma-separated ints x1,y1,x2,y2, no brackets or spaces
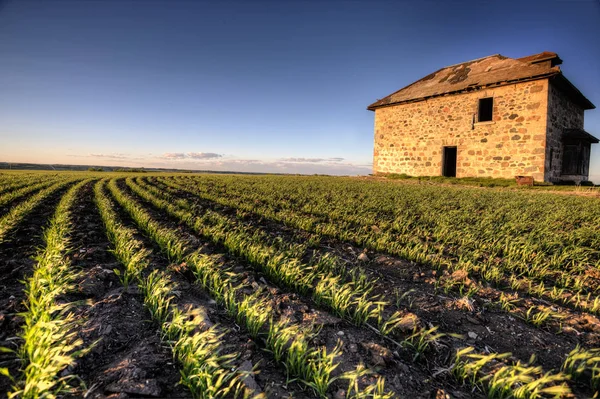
1,171,600,398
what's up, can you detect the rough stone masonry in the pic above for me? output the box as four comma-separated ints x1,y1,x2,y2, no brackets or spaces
368,52,598,183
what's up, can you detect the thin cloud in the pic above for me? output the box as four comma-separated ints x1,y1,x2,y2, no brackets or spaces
162,153,186,159
187,152,222,159
279,157,345,163
88,153,129,159
161,152,222,160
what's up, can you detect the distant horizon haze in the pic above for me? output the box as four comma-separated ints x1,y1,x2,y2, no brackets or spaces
1,1,599,180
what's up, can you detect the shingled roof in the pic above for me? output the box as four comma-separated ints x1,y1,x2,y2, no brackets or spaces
367,52,595,111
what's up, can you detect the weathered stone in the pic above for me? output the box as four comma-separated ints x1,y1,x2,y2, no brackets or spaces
530,85,544,93
238,360,262,393
361,342,394,366
395,313,419,332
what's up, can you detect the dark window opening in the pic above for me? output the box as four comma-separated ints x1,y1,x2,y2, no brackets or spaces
443,147,457,177
562,142,590,175
478,97,493,122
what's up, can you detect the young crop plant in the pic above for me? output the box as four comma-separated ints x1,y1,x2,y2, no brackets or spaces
342,363,394,399
497,293,521,312
109,178,393,398
402,326,445,362
452,347,572,398
157,175,600,308
562,345,600,392
124,178,398,331
5,179,93,399
303,341,343,397
377,309,420,337
94,180,252,399
234,290,273,339
523,306,565,329
173,326,248,399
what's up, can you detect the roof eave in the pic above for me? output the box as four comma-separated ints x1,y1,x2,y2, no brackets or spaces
563,128,599,144
551,74,595,110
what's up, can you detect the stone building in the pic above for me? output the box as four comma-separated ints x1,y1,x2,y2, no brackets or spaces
368,52,598,182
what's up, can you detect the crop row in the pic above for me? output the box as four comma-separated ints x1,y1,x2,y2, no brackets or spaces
125,177,591,398
143,178,570,336
0,173,52,197
0,177,58,209
94,180,257,398
1,172,599,398
165,175,600,282
2,179,91,398
0,177,82,244
157,176,600,315
107,178,396,398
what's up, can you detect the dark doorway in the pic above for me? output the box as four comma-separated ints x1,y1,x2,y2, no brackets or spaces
443,147,457,177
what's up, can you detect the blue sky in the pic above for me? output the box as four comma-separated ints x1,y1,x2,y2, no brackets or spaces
0,0,599,178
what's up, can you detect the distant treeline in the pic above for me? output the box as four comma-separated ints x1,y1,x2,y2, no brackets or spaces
0,162,287,175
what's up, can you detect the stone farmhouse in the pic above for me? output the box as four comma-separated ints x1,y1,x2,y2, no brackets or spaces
368,52,598,183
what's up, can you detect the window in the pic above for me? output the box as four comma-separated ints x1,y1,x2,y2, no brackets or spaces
478,97,493,122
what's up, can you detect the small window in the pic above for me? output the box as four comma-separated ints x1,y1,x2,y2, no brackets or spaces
478,97,493,122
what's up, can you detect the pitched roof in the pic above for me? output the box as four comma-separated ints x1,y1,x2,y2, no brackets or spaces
367,52,595,110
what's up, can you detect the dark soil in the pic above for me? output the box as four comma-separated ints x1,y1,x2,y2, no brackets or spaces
117,178,483,398
2,176,596,398
63,183,189,399
106,180,317,398
145,176,599,397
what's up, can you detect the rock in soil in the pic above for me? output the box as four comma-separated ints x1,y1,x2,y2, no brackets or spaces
361,342,394,367
238,360,262,394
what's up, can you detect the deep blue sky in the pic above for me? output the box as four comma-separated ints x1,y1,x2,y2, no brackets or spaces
1,0,599,177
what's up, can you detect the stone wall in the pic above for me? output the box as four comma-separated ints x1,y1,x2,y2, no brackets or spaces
545,82,585,182
373,80,550,181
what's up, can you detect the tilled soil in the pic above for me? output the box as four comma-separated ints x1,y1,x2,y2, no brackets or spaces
62,183,189,399
117,179,481,398
2,176,598,398
146,176,600,397
108,180,316,398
